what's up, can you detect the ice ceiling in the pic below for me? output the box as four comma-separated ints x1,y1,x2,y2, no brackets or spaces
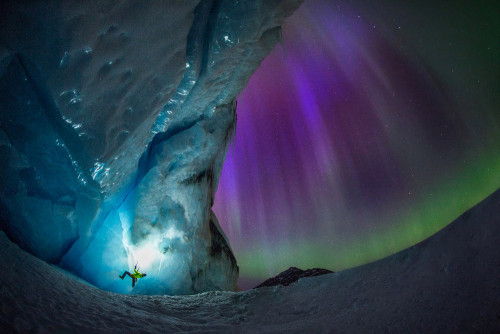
0,0,302,295
214,0,500,288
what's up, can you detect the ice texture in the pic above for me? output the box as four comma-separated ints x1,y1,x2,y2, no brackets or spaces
0,0,302,294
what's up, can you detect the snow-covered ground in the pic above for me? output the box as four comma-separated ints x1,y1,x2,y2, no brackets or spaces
2,188,499,333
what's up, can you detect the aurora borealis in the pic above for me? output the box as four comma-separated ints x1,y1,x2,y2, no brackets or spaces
212,0,500,289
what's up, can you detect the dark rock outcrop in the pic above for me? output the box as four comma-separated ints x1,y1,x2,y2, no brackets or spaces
254,267,333,289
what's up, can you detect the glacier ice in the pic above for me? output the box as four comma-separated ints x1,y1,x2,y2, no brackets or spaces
0,0,302,294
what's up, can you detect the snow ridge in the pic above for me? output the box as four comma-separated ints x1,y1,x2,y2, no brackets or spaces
1,187,499,332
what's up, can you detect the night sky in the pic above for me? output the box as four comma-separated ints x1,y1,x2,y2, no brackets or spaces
213,0,500,289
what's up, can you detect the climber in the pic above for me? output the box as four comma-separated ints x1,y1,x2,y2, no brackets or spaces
119,264,147,288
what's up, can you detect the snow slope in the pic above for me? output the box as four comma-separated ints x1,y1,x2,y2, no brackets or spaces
2,188,499,333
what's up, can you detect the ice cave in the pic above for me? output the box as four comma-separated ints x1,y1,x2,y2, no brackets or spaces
1,0,499,332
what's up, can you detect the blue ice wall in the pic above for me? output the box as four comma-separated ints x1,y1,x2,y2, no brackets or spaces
0,0,302,295
0,54,100,263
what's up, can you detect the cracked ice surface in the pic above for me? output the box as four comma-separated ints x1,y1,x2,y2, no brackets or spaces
0,0,302,294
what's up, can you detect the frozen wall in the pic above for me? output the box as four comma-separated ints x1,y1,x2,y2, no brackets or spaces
0,0,302,294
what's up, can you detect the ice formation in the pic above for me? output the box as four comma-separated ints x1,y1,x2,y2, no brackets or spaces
0,0,302,294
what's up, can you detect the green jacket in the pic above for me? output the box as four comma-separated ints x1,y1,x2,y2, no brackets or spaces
132,268,144,279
